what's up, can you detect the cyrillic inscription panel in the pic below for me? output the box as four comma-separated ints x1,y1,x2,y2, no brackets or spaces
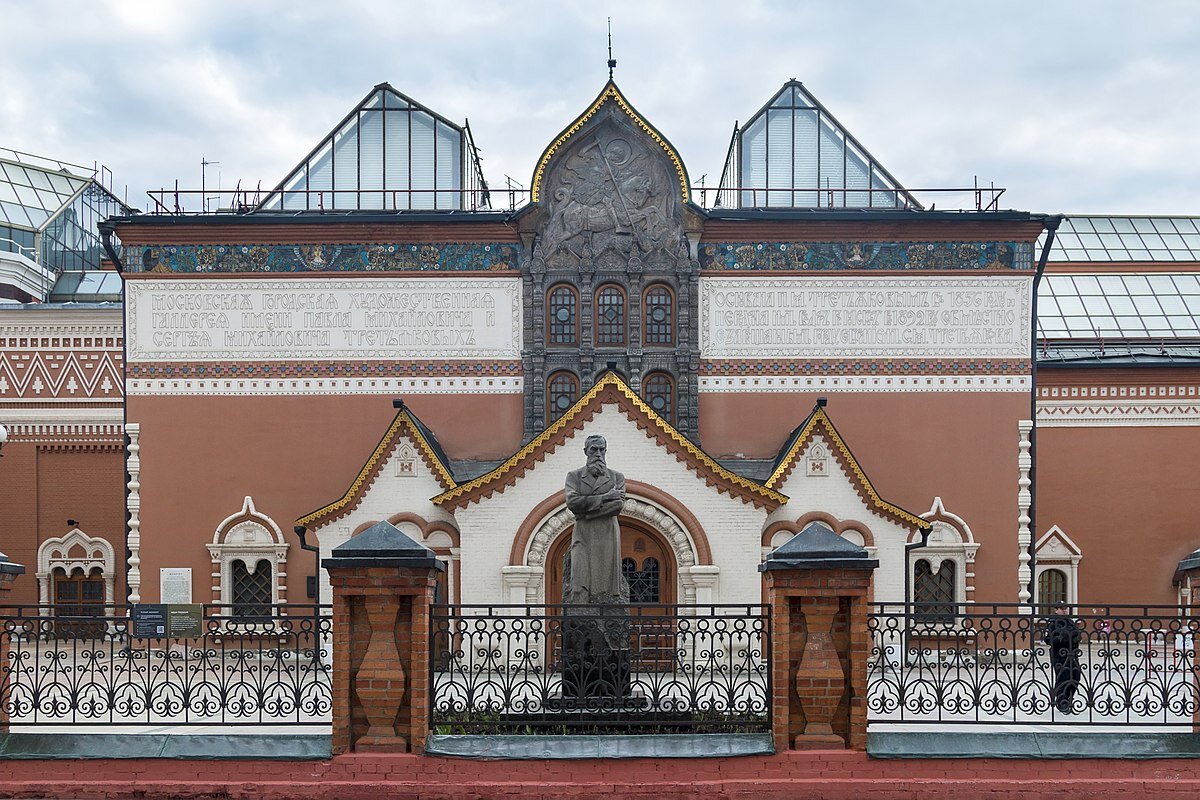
700,276,1031,359
127,277,522,361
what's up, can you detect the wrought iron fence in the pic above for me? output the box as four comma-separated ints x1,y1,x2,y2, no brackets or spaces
869,603,1200,727
430,603,770,734
1,604,332,726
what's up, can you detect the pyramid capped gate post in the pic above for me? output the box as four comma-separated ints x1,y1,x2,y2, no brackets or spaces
324,521,444,754
760,522,877,751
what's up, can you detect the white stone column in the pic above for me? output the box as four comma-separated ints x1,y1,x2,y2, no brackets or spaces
125,423,142,604
1017,420,1033,610
500,565,544,605
687,565,721,606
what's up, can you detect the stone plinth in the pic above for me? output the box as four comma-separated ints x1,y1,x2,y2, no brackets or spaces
760,523,877,752
324,521,443,755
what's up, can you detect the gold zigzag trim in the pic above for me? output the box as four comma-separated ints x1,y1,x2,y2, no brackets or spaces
766,408,928,530
530,82,689,204
433,373,784,507
297,410,456,527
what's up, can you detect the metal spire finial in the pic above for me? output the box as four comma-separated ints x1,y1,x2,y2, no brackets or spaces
607,18,617,79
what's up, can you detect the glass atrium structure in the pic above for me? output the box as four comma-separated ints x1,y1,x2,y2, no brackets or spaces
0,148,132,303
1041,216,1200,262
260,84,489,212
717,82,916,210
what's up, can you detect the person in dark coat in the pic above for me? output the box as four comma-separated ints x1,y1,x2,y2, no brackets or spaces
1042,601,1083,714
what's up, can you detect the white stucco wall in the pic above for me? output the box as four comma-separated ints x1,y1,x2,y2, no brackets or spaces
765,435,914,603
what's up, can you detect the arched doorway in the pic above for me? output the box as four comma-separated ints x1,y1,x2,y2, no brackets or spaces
545,518,678,606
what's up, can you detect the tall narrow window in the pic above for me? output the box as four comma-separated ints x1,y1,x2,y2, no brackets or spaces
643,372,675,425
547,371,579,421
547,285,578,346
232,559,273,620
913,559,956,624
1038,568,1068,611
595,284,627,346
643,285,674,346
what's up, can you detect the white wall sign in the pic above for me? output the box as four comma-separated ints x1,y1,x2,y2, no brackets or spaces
160,567,193,604
700,276,1031,359
127,277,522,362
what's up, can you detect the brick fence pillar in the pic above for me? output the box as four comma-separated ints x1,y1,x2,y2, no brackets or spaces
760,522,876,752
0,551,25,736
324,521,443,755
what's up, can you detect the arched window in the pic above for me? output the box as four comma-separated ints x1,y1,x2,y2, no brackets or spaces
1038,568,1068,610
913,559,956,624
546,371,579,421
643,285,674,346
232,559,273,620
547,285,578,346
643,372,675,424
594,284,627,346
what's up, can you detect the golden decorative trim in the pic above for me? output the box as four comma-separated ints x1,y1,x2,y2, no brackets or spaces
297,409,456,528
530,81,689,204
433,372,785,508
765,407,929,530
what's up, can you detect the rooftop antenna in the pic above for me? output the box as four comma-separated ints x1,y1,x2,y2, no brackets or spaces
607,18,617,79
201,157,220,213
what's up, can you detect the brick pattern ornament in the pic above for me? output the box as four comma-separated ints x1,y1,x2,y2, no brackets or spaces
324,520,443,754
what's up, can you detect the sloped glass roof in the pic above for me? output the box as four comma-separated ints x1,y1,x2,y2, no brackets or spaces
48,270,123,303
260,83,487,212
1038,273,1200,339
1041,216,1200,262
720,82,917,210
0,159,88,230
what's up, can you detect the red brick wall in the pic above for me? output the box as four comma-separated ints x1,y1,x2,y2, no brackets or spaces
0,750,1198,799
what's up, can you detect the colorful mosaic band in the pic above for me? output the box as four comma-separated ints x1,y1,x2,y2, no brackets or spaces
699,241,1034,272
699,358,1031,376
126,359,523,380
131,242,521,274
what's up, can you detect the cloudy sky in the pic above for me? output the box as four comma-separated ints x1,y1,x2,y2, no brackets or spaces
2,0,1197,216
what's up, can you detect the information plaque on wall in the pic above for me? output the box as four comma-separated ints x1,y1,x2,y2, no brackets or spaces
132,603,205,639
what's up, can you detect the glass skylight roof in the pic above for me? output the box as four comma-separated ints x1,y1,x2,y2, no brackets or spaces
1038,273,1200,339
719,81,916,210
0,159,88,229
1041,217,1200,262
48,270,123,303
259,83,487,212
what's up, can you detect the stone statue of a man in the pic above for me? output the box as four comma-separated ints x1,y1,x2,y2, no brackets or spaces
563,434,628,605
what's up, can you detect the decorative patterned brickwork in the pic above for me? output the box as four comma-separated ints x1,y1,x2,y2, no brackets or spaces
327,565,439,754
126,359,522,380
700,358,1030,376
765,568,873,752
699,241,1034,272
131,242,521,274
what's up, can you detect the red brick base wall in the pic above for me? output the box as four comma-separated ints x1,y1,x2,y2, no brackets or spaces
1,751,1199,799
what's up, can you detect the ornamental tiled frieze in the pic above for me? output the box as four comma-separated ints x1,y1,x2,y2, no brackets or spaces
131,242,520,274
698,241,1034,272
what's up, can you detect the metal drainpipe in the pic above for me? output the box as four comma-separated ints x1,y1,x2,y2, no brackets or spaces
1028,215,1063,608
98,222,131,599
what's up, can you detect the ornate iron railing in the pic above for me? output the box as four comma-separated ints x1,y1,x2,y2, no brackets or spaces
1,604,332,726
869,603,1200,726
430,603,770,734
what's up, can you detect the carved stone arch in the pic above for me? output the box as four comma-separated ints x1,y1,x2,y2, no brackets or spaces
206,496,289,606
507,483,713,604
37,527,117,612
910,497,980,604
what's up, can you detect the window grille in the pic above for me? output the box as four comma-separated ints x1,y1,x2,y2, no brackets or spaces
642,372,675,424
547,371,579,421
232,559,272,620
913,559,956,623
643,285,674,346
622,557,661,604
595,285,626,346
547,285,578,345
